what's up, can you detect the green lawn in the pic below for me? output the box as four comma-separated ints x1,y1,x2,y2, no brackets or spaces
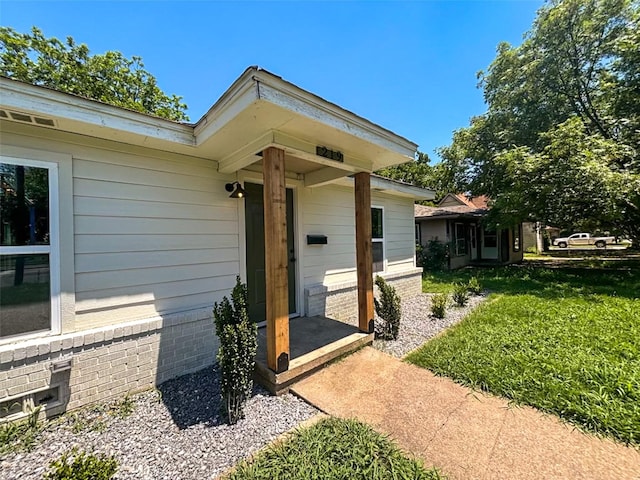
224,417,442,480
407,260,640,446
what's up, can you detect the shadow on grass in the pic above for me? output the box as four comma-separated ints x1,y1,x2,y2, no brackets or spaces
423,259,640,300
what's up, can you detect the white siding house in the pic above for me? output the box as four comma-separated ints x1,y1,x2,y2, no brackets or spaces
0,67,433,417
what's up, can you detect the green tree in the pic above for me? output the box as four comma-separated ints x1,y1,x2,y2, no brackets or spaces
0,27,188,121
440,0,639,244
376,151,456,200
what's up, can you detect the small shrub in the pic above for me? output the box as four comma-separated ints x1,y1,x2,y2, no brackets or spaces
109,393,135,419
0,405,42,455
213,276,258,424
452,282,469,307
45,448,118,480
430,293,448,319
374,275,402,340
467,276,482,295
421,240,449,271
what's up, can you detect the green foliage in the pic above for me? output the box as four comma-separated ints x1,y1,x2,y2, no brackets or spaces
0,26,188,121
213,276,258,424
224,417,442,480
430,294,448,319
439,0,640,244
0,405,42,455
451,282,469,307
421,240,449,271
411,260,640,445
109,394,135,419
466,276,482,295
45,448,118,480
376,151,454,200
374,276,402,340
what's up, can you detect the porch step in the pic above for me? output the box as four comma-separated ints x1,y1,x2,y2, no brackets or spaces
254,331,373,395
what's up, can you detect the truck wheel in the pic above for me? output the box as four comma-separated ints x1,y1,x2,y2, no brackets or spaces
558,241,567,248
595,240,606,248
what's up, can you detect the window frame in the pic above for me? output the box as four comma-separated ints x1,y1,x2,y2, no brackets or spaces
0,156,60,343
512,226,521,252
371,205,385,273
454,222,467,256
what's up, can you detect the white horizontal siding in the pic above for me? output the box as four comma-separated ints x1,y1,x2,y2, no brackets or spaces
300,185,417,287
2,128,239,333
71,151,240,326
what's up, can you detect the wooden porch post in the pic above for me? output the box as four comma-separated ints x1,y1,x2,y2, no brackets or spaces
263,147,290,373
354,172,374,333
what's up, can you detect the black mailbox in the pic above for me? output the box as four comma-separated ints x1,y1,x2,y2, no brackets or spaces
307,235,328,245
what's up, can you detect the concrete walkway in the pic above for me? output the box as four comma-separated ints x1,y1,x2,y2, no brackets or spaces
291,347,640,480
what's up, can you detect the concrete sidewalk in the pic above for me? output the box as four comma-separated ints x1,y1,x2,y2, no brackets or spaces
291,347,640,480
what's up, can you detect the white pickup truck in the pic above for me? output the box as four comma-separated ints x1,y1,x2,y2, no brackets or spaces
552,233,617,248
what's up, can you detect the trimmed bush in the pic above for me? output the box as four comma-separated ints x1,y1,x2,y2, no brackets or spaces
45,448,117,480
421,240,449,271
213,276,258,424
430,293,448,319
452,282,469,307
467,276,482,295
374,275,402,340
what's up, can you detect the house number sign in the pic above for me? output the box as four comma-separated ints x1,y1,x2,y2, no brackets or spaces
316,146,344,162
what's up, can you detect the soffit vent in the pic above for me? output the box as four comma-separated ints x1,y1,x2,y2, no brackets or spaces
0,109,57,128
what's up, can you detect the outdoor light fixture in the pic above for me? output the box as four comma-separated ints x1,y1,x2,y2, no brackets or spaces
225,181,246,199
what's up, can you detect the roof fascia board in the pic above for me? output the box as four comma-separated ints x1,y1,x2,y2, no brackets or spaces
0,77,195,146
193,70,259,142
336,175,435,200
255,74,416,159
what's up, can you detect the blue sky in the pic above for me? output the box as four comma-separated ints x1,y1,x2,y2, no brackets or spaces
2,0,543,160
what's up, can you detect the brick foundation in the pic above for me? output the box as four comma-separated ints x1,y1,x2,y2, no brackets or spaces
305,268,423,323
0,307,218,421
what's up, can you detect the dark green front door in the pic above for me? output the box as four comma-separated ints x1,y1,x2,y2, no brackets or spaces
244,182,296,323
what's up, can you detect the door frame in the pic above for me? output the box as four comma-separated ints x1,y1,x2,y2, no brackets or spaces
236,170,304,320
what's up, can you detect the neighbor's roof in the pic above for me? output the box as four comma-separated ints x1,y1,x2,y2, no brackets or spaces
449,194,489,209
414,200,489,220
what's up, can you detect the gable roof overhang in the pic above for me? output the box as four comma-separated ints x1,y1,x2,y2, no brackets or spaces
0,67,418,189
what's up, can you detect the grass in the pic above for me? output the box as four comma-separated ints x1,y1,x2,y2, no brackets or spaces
409,259,640,445
224,417,443,480
0,406,42,456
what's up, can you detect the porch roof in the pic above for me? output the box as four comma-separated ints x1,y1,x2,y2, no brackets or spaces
1,67,418,187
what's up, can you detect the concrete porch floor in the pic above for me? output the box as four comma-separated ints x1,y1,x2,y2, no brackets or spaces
254,316,373,394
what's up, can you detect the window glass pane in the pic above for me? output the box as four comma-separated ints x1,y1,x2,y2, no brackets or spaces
484,231,497,248
0,254,51,338
1,163,50,246
372,242,384,272
371,208,383,239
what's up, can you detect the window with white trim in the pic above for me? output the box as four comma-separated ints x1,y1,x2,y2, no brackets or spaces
0,158,59,340
371,207,384,273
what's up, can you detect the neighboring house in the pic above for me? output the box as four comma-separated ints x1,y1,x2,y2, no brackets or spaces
0,66,434,419
415,193,523,270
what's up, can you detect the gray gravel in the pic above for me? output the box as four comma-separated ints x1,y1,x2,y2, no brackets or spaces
373,292,488,358
0,365,317,480
1,294,486,480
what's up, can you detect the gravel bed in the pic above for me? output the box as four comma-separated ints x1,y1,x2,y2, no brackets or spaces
373,292,488,358
1,365,317,480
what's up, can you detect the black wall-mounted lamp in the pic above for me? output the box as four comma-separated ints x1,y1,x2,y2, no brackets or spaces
225,181,246,199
